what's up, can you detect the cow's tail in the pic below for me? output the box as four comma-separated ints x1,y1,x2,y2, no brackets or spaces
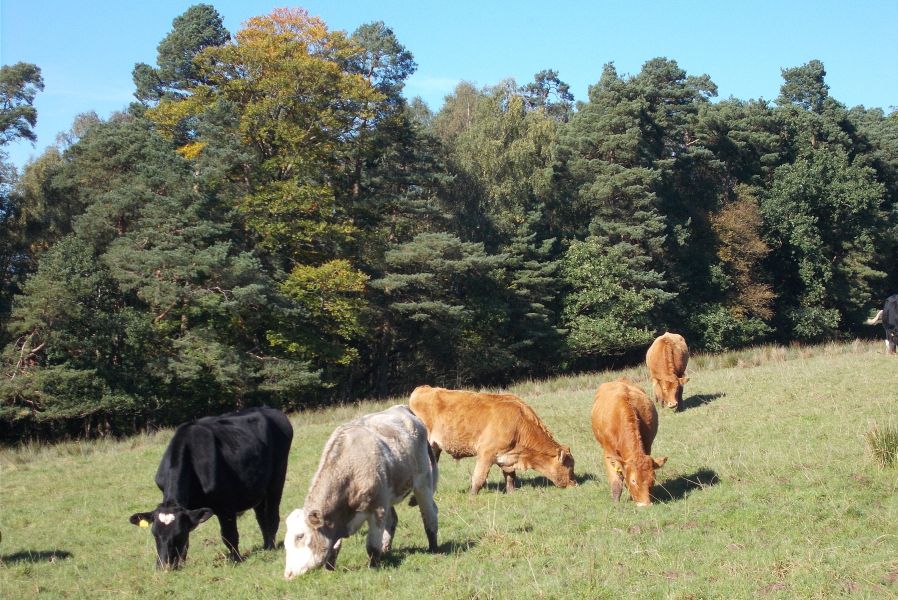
409,443,438,507
427,443,439,494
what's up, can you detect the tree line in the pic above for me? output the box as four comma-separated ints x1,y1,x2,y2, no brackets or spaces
1,5,896,441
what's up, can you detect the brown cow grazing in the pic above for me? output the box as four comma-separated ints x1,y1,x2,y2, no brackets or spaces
408,385,576,494
646,332,690,411
591,379,667,506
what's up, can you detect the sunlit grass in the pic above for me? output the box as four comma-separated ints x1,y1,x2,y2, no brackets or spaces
2,340,897,599
866,422,898,468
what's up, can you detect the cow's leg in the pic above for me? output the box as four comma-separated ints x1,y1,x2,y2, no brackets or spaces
380,506,398,554
324,538,342,570
651,379,663,405
412,480,439,552
675,384,684,412
218,513,242,562
365,511,386,567
888,338,897,354
253,497,278,550
470,454,493,494
256,465,287,550
501,468,516,493
603,455,623,503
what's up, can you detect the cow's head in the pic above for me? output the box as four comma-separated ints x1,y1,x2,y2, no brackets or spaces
284,508,341,580
550,445,577,488
129,503,213,569
653,376,688,410
620,454,667,506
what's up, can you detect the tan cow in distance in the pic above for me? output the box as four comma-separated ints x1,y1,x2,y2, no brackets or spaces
408,385,576,494
646,332,689,411
591,378,667,506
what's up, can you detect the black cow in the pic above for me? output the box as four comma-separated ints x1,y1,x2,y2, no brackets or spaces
129,406,293,569
883,294,898,355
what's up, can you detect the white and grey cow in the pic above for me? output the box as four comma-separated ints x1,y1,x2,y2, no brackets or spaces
284,405,439,579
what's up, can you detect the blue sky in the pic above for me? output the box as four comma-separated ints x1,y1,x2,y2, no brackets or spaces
2,0,897,171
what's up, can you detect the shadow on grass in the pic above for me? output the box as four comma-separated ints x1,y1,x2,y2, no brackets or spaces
380,538,477,568
682,392,725,410
0,549,73,564
651,468,720,503
479,471,597,493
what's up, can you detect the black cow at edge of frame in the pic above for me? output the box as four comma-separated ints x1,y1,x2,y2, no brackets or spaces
129,406,293,569
868,294,898,355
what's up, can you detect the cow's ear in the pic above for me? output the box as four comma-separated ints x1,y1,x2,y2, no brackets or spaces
186,508,214,529
307,509,323,528
652,456,668,469
129,512,154,528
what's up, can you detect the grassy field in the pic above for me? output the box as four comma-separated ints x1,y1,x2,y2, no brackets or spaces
2,341,897,599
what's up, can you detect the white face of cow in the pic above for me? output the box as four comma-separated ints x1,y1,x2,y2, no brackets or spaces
284,508,335,579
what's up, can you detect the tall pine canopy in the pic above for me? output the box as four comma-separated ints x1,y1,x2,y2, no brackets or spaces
2,4,897,441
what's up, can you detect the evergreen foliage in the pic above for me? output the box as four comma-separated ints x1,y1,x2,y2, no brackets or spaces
2,6,897,441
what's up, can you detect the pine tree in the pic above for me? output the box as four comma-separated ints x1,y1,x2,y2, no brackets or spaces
369,232,508,388
2,115,318,438
556,62,678,355
132,4,229,105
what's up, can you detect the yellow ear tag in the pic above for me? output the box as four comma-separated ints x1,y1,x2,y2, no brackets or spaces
139,519,150,528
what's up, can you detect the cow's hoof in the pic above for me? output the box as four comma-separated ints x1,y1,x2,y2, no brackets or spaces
366,547,382,568
426,530,438,552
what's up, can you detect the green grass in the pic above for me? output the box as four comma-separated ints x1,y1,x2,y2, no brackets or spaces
2,341,897,599
866,422,898,468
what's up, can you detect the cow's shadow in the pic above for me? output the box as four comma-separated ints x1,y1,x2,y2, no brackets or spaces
682,392,725,410
0,549,73,564
479,471,597,493
380,539,477,568
651,468,720,503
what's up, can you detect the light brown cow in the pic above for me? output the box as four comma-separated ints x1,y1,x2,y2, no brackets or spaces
646,332,690,411
591,378,667,506
408,385,576,494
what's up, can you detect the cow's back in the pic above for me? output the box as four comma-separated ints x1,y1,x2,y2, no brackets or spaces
353,405,430,469
591,380,658,455
646,333,688,379
305,405,432,513
156,406,292,511
409,386,526,458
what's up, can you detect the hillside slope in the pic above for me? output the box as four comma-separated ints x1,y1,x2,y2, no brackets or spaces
2,342,897,599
